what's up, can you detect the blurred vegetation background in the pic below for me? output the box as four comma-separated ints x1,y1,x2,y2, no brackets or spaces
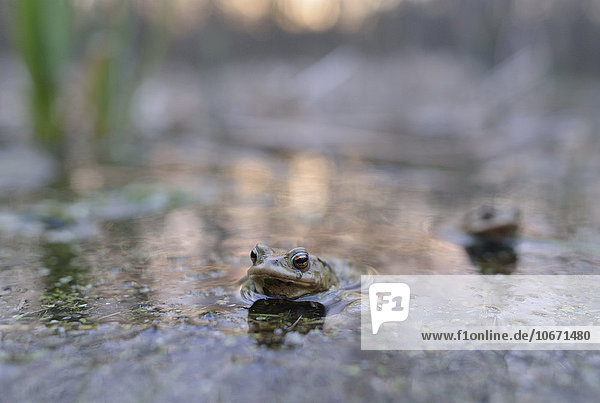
2,0,600,175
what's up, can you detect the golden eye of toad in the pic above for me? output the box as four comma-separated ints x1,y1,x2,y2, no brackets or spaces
292,253,309,270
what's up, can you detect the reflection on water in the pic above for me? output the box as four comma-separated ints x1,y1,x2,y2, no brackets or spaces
287,153,330,221
247,298,326,346
2,144,600,332
464,240,518,275
232,158,274,198
4,144,599,329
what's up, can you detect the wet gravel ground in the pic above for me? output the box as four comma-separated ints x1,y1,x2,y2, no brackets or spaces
2,324,600,402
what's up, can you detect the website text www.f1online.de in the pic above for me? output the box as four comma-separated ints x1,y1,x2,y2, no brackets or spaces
420,328,592,343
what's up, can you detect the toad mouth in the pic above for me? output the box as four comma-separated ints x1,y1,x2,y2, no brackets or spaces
248,270,315,287
263,277,293,287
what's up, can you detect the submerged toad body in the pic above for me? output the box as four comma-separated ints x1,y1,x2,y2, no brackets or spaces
243,244,339,299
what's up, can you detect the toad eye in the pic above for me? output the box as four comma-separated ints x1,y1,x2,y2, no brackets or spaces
250,249,257,264
292,252,309,270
